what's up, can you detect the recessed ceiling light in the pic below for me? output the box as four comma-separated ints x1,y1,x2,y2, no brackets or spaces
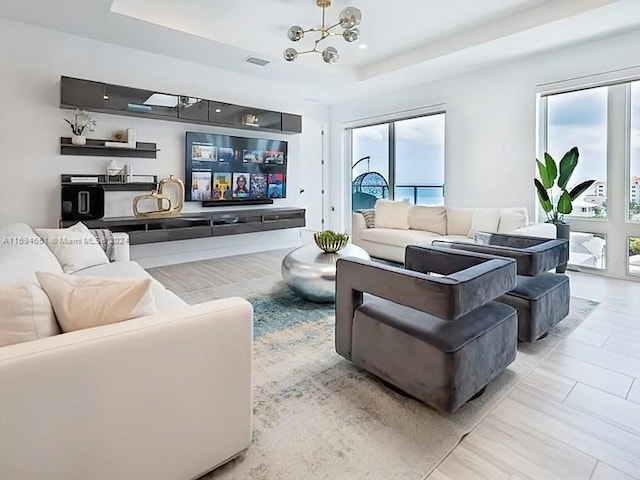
359,44,367,50
215,108,222,113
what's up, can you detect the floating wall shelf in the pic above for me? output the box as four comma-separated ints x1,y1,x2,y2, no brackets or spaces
60,174,157,192
60,137,159,159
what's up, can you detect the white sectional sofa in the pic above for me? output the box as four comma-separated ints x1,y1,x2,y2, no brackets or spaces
0,223,253,480
352,203,530,263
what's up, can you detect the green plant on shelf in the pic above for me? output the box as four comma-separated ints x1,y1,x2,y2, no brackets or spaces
314,230,349,253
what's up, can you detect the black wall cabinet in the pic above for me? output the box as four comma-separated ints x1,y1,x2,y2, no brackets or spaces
60,76,302,134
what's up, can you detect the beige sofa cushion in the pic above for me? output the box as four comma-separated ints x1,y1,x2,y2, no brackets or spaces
446,208,474,236
36,272,156,333
0,283,60,347
360,228,439,247
498,207,529,233
374,200,410,230
408,206,447,235
35,223,109,274
469,208,501,237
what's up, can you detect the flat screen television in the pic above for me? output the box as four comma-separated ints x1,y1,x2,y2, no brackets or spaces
185,131,288,203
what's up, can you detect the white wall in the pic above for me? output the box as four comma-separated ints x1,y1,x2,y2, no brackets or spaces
0,19,329,265
329,29,640,231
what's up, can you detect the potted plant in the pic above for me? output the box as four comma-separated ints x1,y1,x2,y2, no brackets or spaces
534,146,595,272
64,109,97,145
314,230,350,253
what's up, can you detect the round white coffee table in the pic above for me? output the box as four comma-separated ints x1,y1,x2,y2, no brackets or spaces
281,244,371,303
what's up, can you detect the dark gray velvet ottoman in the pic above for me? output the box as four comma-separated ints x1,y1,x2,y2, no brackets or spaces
433,233,570,342
335,246,518,413
499,273,570,342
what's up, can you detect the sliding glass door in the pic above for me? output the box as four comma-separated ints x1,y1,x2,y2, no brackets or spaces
349,112,445,211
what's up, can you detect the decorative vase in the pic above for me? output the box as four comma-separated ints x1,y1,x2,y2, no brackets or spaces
314,232,349,253
71,134,86,146
554,221,570,273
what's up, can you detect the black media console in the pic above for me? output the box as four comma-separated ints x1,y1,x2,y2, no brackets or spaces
60,207,306,245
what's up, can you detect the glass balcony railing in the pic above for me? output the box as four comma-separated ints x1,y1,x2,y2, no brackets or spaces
394,185,444,205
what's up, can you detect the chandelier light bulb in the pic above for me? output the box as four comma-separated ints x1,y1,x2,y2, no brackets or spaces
339,7,362,29
322,46,339,64
283,48,298,62
343,27,360,43
287,25,305,42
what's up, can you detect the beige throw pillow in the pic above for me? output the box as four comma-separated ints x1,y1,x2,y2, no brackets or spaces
36,272,156,333
374,200,410,230
469,208,501,238
35,222,109,274
446,208,474,236
408,206,447,235
0,283,61,347
498,207,529,233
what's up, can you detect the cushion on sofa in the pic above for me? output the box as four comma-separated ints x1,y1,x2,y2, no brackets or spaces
0,283,60,347
498,207,529,233
469,208,501,238
35,222,109,274
0,223,63,285
374,200,410,230
36,272,156,333
358,209,376,228
408,206,447,235
77,261,189,312
360,228,440,247
446,208,474,236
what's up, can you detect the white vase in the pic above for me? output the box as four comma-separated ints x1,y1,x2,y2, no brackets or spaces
71,134,86,146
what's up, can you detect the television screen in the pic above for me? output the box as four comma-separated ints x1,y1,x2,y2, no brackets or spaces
185,132,288,202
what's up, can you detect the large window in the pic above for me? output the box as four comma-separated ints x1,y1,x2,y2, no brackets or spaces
546,87,608,219
350,113,445,211
394,115,445,205
539,79,640,280
630,82,640,221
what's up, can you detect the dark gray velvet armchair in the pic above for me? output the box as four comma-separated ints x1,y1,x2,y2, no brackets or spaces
335,246,518,413
433,233,570,342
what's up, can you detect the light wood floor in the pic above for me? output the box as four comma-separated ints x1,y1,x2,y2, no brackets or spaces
429,272,640,480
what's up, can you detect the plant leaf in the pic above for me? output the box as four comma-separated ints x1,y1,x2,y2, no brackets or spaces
569,179,596,200
557,190,573,215
558,147,579,190
544,152,558,185
536,159,553,190
535,179,553,213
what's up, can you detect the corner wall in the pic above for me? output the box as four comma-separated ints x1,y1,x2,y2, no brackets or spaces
0,19,330,265
329,29,640,231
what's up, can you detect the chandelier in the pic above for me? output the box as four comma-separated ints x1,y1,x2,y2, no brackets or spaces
283,0,362,64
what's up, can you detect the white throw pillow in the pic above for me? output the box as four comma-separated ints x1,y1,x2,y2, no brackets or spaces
35,222,109,274
0,283,60,347
469,209,501,238
408,206,447,235
374,200,410,230
36,272,156,333
498,207,529,233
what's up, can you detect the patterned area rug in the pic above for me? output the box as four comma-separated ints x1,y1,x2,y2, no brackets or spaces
148,256,599,480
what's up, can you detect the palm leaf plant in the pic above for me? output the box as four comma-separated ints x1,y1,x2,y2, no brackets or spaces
534,146,596,224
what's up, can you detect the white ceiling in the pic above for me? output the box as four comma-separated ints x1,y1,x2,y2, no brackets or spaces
1,0,640,104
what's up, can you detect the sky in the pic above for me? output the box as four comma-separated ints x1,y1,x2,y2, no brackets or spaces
547,83,640,188
351,114,445,188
